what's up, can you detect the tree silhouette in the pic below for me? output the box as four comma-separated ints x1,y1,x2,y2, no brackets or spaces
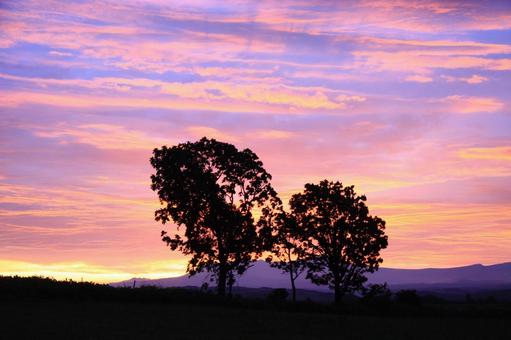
361,283,392,311
150,137,280,296
289,180,388,304
395,289,421,306
260,209,307,303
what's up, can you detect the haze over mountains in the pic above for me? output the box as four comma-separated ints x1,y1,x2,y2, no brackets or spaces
111,261,511,292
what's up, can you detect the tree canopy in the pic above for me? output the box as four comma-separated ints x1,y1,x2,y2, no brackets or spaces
289,180,388,303
150,137,280,296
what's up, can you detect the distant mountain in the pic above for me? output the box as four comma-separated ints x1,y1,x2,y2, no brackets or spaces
111,261,511,294
371,262,511,286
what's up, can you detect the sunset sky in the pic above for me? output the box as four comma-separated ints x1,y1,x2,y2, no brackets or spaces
1,0,510,283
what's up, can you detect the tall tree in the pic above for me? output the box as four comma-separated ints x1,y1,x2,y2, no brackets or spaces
150,137,280,296
260,209,307,303
290,180,388,304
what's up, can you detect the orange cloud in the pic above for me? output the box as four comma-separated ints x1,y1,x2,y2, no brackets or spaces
458,146,511,161
371,202,511,268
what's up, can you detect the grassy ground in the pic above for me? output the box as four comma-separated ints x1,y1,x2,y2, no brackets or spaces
3,299,511,340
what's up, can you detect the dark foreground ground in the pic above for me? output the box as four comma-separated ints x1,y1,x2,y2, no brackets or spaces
2,276,511,339
2,298,511,340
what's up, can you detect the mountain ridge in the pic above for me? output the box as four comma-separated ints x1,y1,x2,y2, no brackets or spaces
111,261,511,292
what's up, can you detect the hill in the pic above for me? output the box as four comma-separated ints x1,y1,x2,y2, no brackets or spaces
111,261,511,300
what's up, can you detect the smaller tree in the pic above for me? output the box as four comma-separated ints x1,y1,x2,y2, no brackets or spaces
361,283,392,311
362,283,391,301
260,209,307,303
290,180,388,304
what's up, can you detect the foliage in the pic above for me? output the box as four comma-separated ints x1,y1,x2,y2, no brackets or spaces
150,137,280,295
289,180,388,303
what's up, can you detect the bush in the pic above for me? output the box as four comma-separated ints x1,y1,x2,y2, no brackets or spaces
395,289,421,306
267,288,289,303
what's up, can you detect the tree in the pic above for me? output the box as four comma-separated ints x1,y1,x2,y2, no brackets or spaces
289,180,388,304
259,210,307,303
150,137,280,296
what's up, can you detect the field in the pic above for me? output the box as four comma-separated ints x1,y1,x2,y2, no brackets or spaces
2,276,511,339
2,298,510,340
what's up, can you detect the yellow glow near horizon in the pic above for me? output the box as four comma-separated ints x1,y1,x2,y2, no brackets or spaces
0,260,187,283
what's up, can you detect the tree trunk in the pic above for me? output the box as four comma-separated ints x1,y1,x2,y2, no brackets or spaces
289,262,296,303
217,233,227,296
227,271,233,298
217,262,227,296
333,271,343,304
334,285,343,304
290,275,296,304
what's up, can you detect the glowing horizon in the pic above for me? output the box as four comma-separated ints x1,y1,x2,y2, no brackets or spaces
1,0,510,283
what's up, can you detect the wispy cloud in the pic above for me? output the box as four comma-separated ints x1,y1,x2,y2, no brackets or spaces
405,74,433,83
437,96,504,114
441,74,489,84
34,124,168,150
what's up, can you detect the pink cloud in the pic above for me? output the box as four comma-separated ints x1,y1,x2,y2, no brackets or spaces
252,129,295,139
33,123,169,150
438,95,504,114
405,74,433,83
441,74,488,84
354,51,511,74
185,126,239,143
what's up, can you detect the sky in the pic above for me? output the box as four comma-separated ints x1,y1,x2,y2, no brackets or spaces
1,0,510,283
